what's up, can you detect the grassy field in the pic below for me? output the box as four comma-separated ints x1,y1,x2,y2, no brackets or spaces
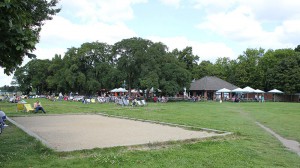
0,99,299,167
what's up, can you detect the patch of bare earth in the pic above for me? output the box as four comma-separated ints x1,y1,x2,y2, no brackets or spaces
10,114,227,152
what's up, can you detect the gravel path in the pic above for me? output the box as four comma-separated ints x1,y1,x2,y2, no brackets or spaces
10,114,224,152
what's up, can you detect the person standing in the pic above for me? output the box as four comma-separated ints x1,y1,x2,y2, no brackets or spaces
59,92,63,101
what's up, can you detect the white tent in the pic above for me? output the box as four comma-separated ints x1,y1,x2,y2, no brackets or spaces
268,89,283,93
117,88,128,92
243,86,256,100
268,89,283,102
254,89,264,93
216,88,231,101
110,88,118,92
243,86,255,93
111,88,128,93
231,88,246,93
216,88,231,93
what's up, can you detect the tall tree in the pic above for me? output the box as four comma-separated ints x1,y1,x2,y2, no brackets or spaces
113,37,153,94
159,53,191,96
0,0,60,75
175,47,199,75
261,49,300,93
234,48,264,88
139,42,168,90
193,60,215,79
213,57,234,81
274,53,300,94
295,45,300,52
46,54,66,94
14,62,33,94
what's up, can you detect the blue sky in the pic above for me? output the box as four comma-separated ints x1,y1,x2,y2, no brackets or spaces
1,0,300,86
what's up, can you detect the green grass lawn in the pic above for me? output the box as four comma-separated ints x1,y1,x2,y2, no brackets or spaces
0,99,300,167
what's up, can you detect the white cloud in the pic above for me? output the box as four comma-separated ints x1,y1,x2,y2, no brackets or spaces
195,0,300,51
0,70,13,87
148,36,236,62
193,0,300,21
275,19,300,44
192,0,237,12
159,0,181,8
59,0,147,23
197,6,263,42
35,15,137,60
40,16,137,43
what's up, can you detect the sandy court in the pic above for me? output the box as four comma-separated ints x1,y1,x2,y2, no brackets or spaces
10,114,223,152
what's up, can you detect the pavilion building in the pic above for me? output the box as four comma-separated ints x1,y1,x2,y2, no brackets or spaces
189,76,238,100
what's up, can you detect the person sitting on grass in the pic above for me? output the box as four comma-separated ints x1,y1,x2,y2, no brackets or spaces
34,100,46,113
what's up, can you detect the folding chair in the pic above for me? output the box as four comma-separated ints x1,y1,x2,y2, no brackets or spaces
24,104,35,112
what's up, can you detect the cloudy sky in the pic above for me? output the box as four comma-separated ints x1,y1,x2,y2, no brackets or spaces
1,0,300,86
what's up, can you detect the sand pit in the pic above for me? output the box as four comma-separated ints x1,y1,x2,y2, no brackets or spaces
10,114,226,152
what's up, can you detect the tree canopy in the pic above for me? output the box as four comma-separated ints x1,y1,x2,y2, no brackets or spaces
12,37,300,96
0,0,60,75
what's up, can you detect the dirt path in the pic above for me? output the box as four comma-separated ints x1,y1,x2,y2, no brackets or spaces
9,114,226,152
229,106,300,156
256,122,300,156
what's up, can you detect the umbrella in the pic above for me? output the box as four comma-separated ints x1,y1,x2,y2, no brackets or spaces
243,86,256,100
216,88,231,93
231,88,246,93
268,89,284,102
216,88,231,101
254,89,265,93
243,86,255,93
268,89,283,93
110,88,118,92
111,88,128,92
116,88,128,92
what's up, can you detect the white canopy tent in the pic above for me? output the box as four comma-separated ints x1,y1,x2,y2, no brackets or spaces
111,88,128,93
254,89,265,93
243,86,256,100
268,89,284,102
243,86,255,93
110,88,118,92
117,88,128,92
216,88,231,101
216,88,231,93
268,89,283,94
231,88,246,93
